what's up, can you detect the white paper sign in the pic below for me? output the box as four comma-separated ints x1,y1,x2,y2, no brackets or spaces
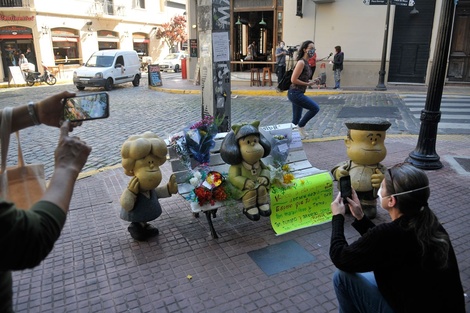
212,32,229,62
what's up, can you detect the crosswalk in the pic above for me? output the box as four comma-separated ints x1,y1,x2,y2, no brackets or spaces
401,94,470,132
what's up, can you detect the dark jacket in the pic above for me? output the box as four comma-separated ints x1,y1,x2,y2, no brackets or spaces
1,200,66,313
333,52,344,71
330,214,465,313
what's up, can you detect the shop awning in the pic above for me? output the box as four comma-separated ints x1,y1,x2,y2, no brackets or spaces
98,37,119,42
0,34,32,39
52,36,78,42
133,38,149,43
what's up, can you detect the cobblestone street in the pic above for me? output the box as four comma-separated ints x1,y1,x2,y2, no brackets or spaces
1,78,421,178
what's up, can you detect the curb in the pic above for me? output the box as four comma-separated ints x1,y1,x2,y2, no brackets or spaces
148,86,365,97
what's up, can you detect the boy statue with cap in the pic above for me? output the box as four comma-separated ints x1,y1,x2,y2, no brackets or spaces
331,120,391,219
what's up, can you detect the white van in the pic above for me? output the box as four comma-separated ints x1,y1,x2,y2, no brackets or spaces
73,50,141,91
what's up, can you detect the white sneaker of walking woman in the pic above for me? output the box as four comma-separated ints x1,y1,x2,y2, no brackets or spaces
298,127,310,139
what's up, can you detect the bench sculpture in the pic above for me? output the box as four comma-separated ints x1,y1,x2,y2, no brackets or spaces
169,119,332,239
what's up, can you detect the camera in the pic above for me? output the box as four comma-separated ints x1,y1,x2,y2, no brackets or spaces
287,46,298,57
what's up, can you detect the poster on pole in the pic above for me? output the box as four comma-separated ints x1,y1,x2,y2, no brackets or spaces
212,32,230,62
190,39,198,58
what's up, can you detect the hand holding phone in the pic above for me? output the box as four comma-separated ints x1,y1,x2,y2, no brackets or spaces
339,175,352,207
63,92,109,122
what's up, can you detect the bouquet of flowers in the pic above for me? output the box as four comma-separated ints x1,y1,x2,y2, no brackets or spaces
186,167,229,207
271,134,291,168
268,134,295,188
270,163,295,189
184,115,219,165
169,134,191,170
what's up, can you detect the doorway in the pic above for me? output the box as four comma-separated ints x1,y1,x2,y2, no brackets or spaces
1,39,35,81
448,1,470,82
232,11,274,66
388,1,436,83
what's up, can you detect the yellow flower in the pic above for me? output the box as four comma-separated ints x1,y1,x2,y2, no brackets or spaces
283,173,295,184
282,164,290,171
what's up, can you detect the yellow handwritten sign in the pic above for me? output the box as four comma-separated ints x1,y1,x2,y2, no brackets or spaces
270,172,334,235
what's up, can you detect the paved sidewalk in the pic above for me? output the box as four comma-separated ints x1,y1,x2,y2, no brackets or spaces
153,76,470,97
11,134,470,312
6,74,470,312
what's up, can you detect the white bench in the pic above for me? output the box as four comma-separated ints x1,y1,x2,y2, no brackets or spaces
168,123,328,238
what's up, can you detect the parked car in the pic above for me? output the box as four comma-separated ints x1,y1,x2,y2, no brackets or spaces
73,50,141,91
159,52,188,72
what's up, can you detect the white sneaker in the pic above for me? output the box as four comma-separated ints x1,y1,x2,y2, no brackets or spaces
298,127,309,139
291,123,298,130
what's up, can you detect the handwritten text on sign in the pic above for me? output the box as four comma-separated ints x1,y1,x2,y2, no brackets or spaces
270,172,333,235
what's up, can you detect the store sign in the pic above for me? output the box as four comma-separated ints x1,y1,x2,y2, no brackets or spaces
0,26,32,35
0,14,34,21
190,39,198,58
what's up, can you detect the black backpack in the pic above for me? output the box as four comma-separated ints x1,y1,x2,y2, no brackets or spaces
276,69,293,92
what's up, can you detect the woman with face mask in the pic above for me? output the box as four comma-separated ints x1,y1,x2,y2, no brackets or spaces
287,40,320,139
329,163,465,313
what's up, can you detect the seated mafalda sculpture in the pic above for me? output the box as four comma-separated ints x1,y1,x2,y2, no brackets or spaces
120,131,178,241
331,120,391,219
220,121,272,221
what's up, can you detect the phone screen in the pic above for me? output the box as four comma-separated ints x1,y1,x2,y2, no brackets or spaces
339,175,352,199
63,92,109,122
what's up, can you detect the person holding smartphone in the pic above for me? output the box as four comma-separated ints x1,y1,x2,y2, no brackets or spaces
0,91,91,312
329,163,465,313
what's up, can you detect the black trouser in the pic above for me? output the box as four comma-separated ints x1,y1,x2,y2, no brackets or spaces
276,64,286,83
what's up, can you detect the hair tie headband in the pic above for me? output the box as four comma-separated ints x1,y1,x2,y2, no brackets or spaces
389,185,429,198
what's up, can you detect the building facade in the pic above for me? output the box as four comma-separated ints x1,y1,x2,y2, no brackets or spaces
185,0,469,87
0,0,185,81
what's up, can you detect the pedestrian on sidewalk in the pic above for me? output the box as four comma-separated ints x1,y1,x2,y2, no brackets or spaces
330,45,344,89
0,92,91,313
287,40,320,139
307,43,317,88
329,163,465,313
275,40,287,83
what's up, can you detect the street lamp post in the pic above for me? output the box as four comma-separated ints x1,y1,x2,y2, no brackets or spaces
406,0,456,169
375,0,391,91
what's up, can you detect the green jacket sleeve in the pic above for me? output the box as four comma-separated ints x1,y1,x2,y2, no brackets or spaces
0,199,66,270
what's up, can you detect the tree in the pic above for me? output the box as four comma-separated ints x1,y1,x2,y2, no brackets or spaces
155,15,187,52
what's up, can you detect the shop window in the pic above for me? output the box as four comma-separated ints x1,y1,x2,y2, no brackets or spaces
51,28,80,64
133,32,149,58
133,0,145,9
98,30,119,50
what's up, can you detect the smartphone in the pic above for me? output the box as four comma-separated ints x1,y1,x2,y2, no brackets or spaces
63,92,109,122
339,175,352,201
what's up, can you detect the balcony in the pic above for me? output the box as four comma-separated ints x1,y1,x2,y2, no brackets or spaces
0,0,31,8
89,1,126,17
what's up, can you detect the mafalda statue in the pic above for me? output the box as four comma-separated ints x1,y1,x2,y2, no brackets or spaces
120,131,178,241
331,120,391,219
220,121,272,221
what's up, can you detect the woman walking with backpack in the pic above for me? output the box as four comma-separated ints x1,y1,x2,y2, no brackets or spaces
288,40,320,139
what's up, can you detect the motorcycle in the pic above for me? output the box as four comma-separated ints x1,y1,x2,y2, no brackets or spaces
24,65,57,87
